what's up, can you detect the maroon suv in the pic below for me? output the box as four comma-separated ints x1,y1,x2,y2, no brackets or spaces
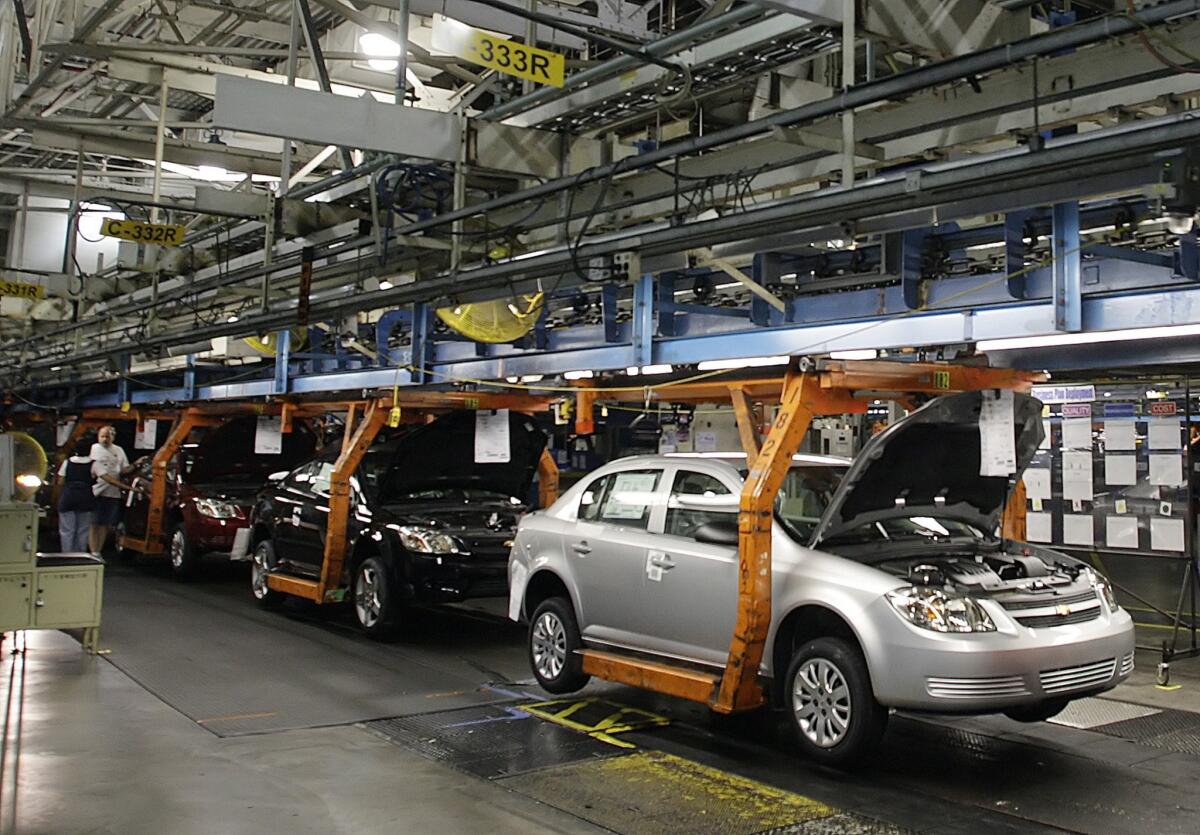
124,416,319,577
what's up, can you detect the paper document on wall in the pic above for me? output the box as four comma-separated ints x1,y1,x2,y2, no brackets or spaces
1148,417,1180,450
1038,419,1052,450
474,409,511,463
1151,517,1185,552
1063,514,1094,547
695,431,717,453
1104,454,1137,486
978,390,1016,476
135,419,158,451
1104,420,1136,451
1061,450,1094,501
1149,453,1183,487
56,420,76,448
658,427,678,454
1022,468,1051,500
1061,417,1092,450
254,416,283,454
1105,515,1139,549
1026,511,1052,543
606,472,659,519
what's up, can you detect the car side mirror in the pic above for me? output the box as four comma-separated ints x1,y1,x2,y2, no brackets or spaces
267,471,288,483
693,519,739,546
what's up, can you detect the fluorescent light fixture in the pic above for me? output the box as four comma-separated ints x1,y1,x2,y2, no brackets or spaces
519,375,544,383
640,364,673,375
227,314,239,323
830,349,878,360
378,280,394,290
50,365,61,372
625,366,639,376
564,370,594,380
506,376,520,383
359,32,401,72
978,324,1200,352
697,356,789,371
197,164,228,181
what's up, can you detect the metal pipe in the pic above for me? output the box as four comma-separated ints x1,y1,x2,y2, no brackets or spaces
409,0,1200,236
840,0,855,188
394,0,410,104
481,4,762,121
279,0,301,198
150,74,169,223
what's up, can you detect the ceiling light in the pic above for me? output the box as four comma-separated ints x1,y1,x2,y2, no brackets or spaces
640,364,673,375
625,366,639,376
520,375,544,383
830,349,878,360
50,365,61,372
227,314,239,323
506,303,521,316
379,280,394,290
359,31,401,72
506,376,520,383
978,324,1200,352
696,356,789,371
564,370,594,380
197,164,228,181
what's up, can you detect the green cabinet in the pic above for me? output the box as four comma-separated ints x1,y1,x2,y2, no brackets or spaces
0,573,32,631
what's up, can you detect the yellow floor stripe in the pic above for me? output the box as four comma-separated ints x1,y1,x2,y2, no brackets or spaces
520,698,670,748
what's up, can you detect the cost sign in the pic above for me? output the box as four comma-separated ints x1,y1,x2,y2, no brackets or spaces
432,14,565,88
100,217,186,247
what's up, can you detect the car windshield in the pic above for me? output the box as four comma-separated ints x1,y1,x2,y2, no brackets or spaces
358,448,520,504
384,486,521,504
771,465,845,542
822,516,985,546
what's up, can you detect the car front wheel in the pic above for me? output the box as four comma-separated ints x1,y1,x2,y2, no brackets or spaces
250,539,282,609
353,556,399,640
168,523,199,579
784,637,887,767
528,597,590,694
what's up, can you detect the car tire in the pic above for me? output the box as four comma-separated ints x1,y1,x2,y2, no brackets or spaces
528,597,590,694
250,538,283,609
1003,698,1070,723
353,556,400,640
168,522,199,580
784,637,887,767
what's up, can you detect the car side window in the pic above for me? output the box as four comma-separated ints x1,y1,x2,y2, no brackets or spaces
666,470,735,539
578,469,662,530
285,461,319,494
309,462,335,498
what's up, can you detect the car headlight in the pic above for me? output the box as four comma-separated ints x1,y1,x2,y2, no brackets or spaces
886,586,996,633
195,498,239,519
395,526,460,554
1095,580,1119,612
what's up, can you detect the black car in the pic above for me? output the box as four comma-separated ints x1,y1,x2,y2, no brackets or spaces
247,410,548,637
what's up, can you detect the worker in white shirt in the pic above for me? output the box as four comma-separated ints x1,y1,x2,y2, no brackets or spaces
89,425,143,556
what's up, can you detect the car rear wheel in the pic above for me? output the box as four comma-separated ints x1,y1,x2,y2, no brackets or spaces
168,523,199,580
250,539,282,609
528,597,589,694
784,637,887,767
353,556,399,640
1004,698,1070,723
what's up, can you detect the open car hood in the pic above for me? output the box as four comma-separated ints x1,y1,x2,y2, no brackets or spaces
810,391,1044,547
378,410,547,500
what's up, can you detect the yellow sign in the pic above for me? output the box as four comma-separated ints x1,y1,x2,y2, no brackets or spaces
432,15,564,88
100,217,186,247
933,370,951,390
0,280,45,300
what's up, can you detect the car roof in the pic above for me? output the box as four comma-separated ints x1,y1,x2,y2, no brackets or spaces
619,452,852,467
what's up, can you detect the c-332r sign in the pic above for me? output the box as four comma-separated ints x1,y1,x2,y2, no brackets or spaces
431,14,565,88
100,217,187,247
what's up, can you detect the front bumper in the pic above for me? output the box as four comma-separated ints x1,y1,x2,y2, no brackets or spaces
398,552,508,602
868,600,1136,712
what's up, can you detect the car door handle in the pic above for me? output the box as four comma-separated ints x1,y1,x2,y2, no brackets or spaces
649,554,675,569
570,541,591,555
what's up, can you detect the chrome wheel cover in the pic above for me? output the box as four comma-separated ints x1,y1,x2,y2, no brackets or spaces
170,528,187,569
251,544,271,600
355,564,382,628
792,657,852,748
531,611,567,681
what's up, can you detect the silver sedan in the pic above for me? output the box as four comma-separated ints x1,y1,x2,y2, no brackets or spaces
508,392,1135,765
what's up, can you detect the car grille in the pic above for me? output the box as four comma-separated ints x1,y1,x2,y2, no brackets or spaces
926,675,1031,699
1120,651,1135,676
1001,589,1097,611
1039,658,1117,694
1015,607,1103,629
461,533,512,557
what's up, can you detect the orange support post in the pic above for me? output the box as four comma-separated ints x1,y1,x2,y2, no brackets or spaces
537,448,560,508
575,386,597,436
1001,478,1028,541
729,387,761,464
714,369,817,713
316,400,388,602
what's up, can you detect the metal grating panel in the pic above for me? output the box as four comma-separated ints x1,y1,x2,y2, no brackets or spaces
1000,589,1098,611
1120,651,1135,676
1047,696,1161,729
1017,606,1103,629
926,675,1030,699
1039,658,1116,694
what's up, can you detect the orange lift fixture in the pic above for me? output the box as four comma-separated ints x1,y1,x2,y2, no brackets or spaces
571,360,1044,713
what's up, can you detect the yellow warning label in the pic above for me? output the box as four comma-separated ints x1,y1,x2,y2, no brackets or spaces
100,217,186,247
0,280,45,300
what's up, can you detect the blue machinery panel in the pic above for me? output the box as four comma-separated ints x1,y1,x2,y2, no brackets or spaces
70,204,1200,408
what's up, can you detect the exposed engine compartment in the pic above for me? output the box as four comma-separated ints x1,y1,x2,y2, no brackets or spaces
875,550,1090,602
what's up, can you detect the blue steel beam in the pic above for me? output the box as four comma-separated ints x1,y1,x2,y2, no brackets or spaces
632,274,654,367
1053,201,1082,332
272,330,291,395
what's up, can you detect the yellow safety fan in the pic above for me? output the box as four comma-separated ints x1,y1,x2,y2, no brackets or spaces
10,432,48,502
436,293,544,344
243,328,308,356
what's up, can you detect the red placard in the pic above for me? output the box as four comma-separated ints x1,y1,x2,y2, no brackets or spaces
1149,402,1177,416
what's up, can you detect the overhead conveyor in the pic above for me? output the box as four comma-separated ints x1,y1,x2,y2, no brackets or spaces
568,359,1044,713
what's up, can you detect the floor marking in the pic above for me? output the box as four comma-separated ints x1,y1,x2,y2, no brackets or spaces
196,711,278,725
1155,684,1183,691
443,706,532,728
520,698,670,748
424,690,468,698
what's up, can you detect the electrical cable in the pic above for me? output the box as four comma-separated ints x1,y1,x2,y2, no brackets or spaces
1124,1,1200,74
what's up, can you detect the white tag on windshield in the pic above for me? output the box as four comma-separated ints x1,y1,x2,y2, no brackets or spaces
254,416,283,454
475,409,511,464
